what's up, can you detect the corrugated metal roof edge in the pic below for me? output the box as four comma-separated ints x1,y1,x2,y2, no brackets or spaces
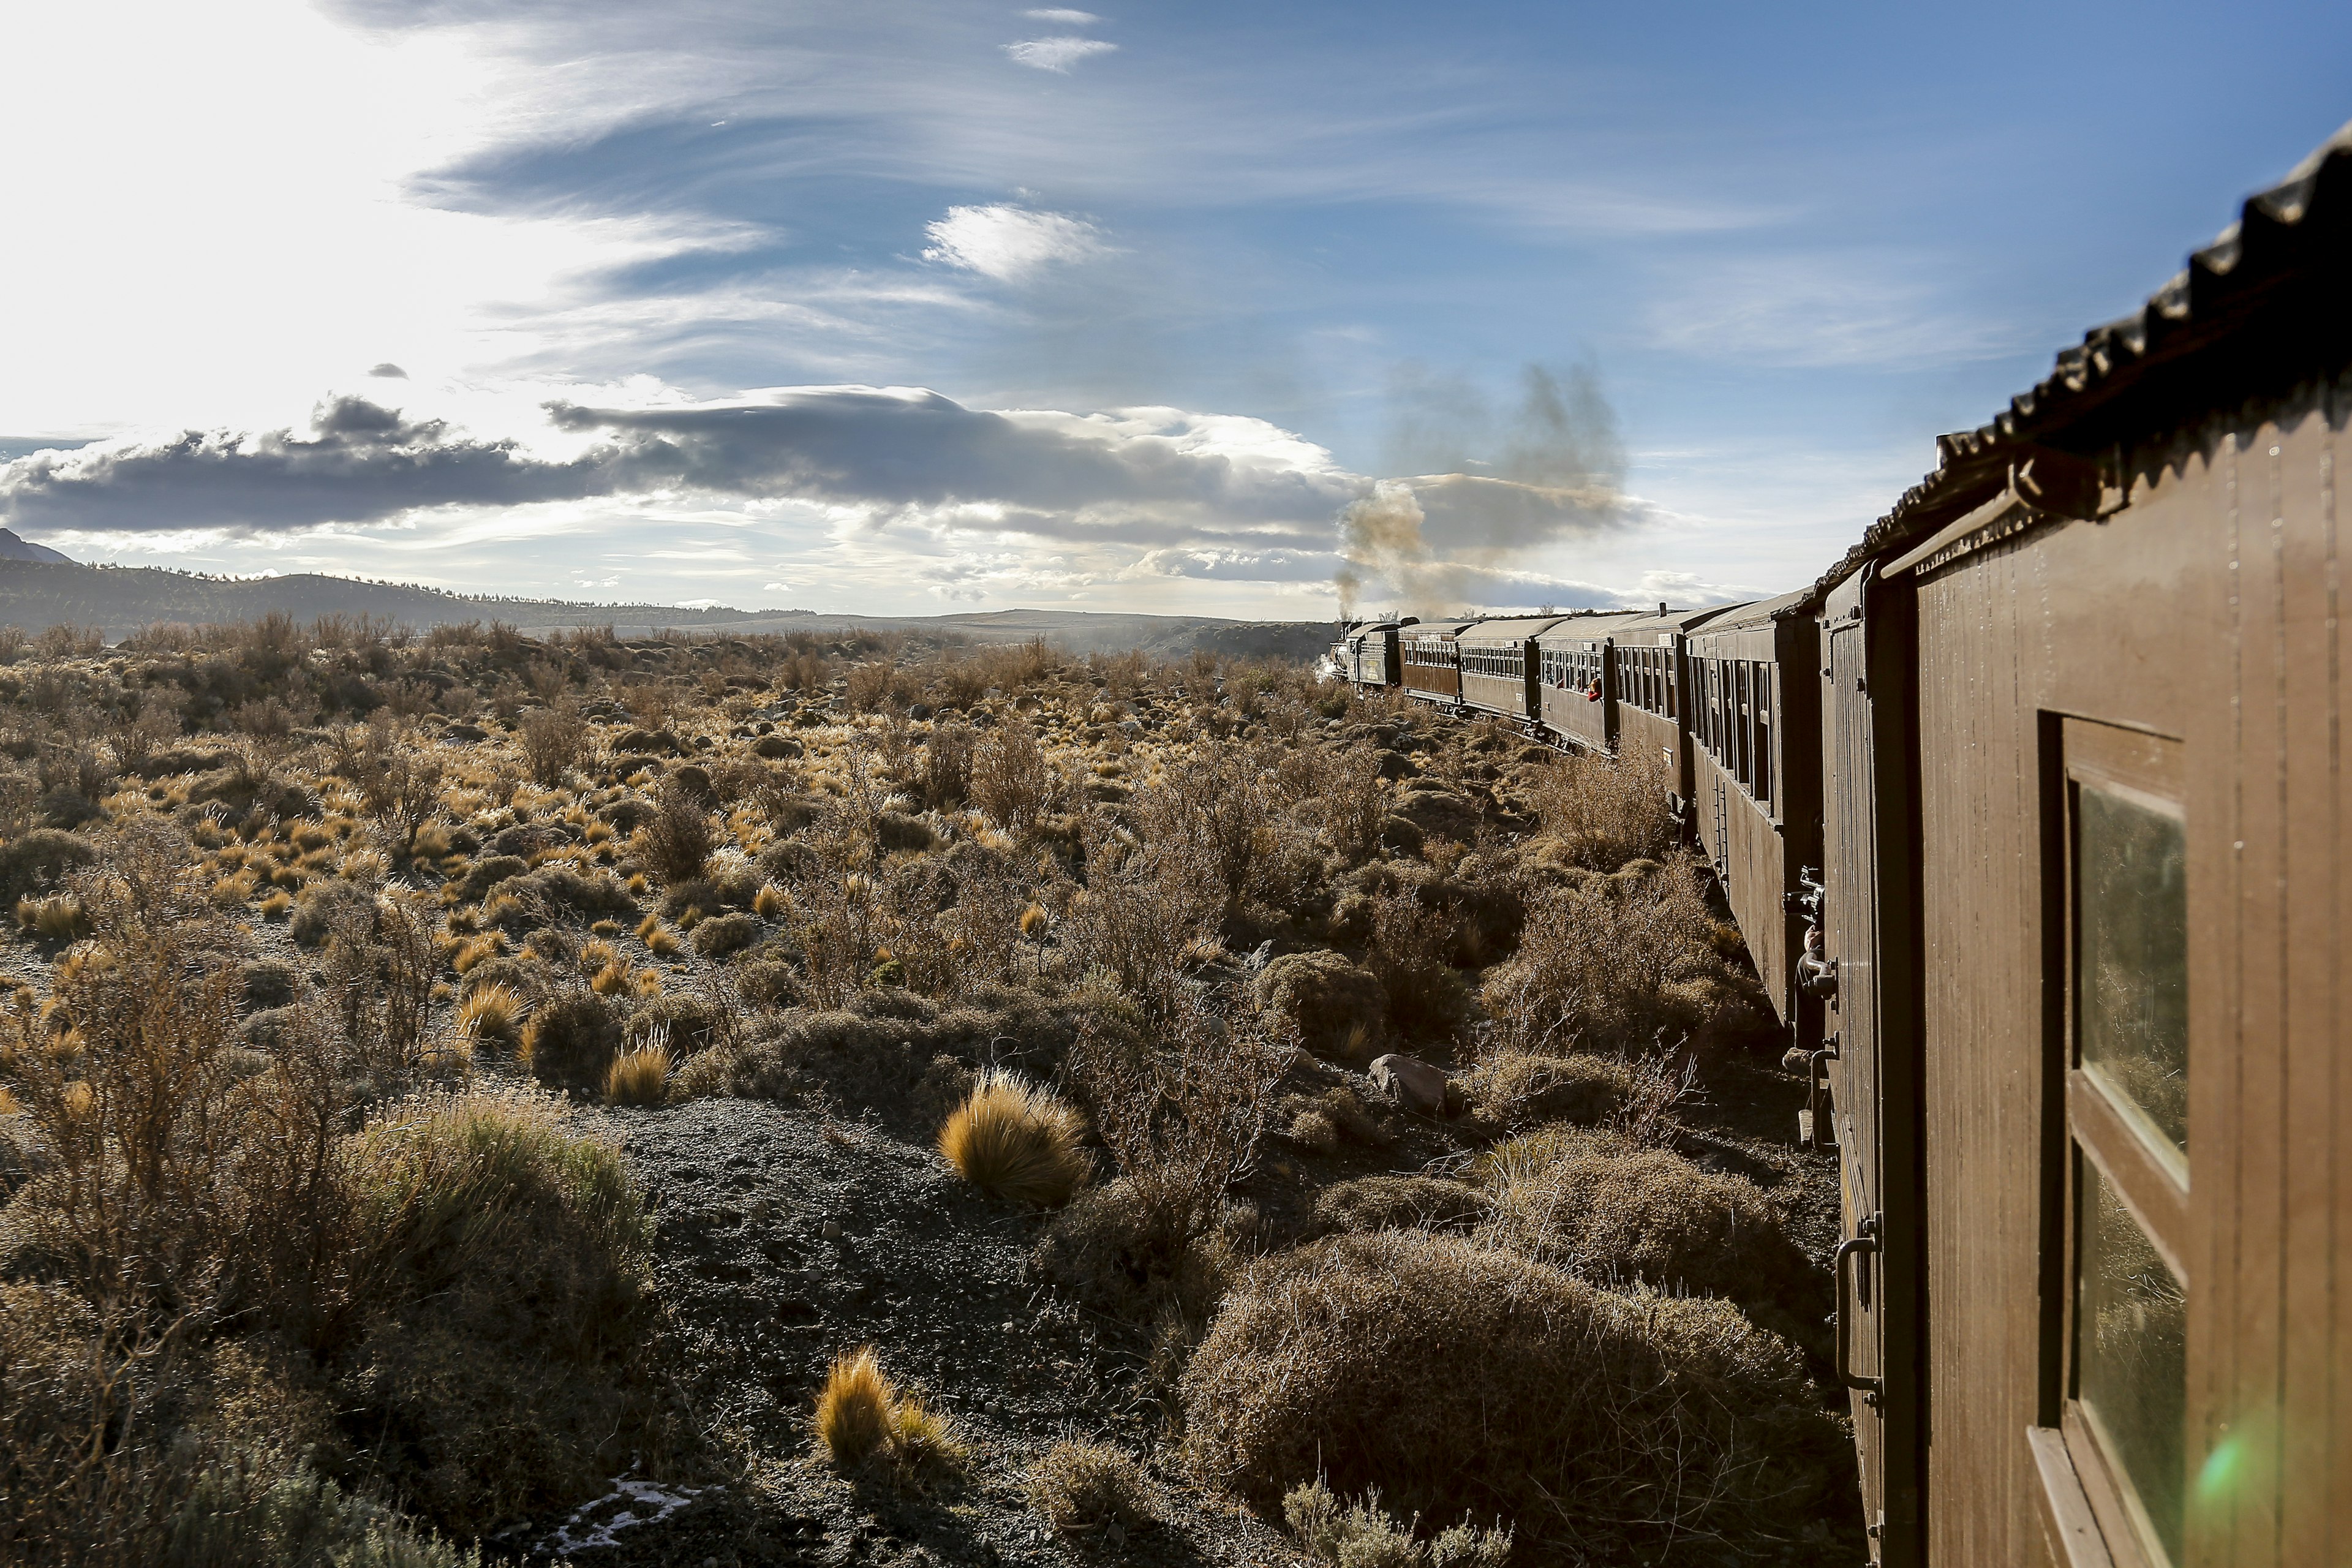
1811,118,2352,601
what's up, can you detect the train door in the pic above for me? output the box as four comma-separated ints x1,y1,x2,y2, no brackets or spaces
1820,565,1923,1563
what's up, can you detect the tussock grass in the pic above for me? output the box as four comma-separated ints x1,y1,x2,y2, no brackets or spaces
938,1069,1090,1206
454,983,525,1046
813,1347,963,1474
602,1043,670,1106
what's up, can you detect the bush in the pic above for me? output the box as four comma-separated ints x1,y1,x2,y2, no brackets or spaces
1461,1050,1635,1133
1027,1440,1156,1539
1182,1231,1838,1561
1475,1126,1808,1311
1521,749,1674,870
0,829,92,906
1313,1175,1489,1236
504,866,636,920
288,879,377,949
970,714,1050,832
239,959,302,1012
1253,950,1388,1062
1480,859,1727,1054
1284,1477,1512,1568
812,1347,961,1474
937,1070,1089,1205
521,990,624,1092
635,778,714,884
689,910,757,959
517,701,591,786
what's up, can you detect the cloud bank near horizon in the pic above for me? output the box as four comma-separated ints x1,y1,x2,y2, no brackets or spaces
0,382,1693,614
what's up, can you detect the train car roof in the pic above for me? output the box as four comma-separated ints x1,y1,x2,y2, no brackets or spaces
1686,587,1815,633
1813,118,2352,601
1612,603,1752,635
1398,618,1485,637
1540,611,1647,643
1452,614,1579,644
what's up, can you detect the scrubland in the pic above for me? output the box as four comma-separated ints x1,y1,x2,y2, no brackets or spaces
0,612,1857,1566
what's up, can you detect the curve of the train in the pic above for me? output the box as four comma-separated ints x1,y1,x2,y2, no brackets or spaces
1322,119,2352,1568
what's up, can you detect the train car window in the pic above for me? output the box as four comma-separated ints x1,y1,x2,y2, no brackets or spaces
1753,662,1773,807
2054,720,2189,1568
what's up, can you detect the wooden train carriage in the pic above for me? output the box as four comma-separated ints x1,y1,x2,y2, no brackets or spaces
1811,125,2352,1568
1532,612,1642,752
1685,589,1820,1031
1398,619,1479,704
1340,620,1401,687
1607,603,1747,812
1453,615,1571,722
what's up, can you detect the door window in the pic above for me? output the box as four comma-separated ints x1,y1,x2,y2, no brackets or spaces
2053,718,2189,1568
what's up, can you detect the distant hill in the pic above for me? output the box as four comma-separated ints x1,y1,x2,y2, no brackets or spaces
0,529,70,565
0,559,1337,662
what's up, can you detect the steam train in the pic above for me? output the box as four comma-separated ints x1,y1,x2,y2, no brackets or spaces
1328,123,2352,1568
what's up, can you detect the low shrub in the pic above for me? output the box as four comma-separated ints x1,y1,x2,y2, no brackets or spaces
1253,950,1388,1062
1283,1477,1512,1568
454,854,530,905
1474,1126,1808,1312
1461,1050,1635,1133
0,828,92,906
690,910,757,959
288,879,377,949
938,1070,1090,1205
239,959,303,1012
1182,1230,1838,1561
1312,1175,1489,1236
520,990,624,1092
506,866,636,920
1480,859,1728,1054
1027,1439,1156,1539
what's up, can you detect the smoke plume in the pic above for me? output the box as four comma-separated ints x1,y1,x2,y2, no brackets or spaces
1335,360,1627,617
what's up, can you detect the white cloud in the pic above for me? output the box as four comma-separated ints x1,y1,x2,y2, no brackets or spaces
1001,36,1118,72
1023,9,1102,22
922,205,1115,282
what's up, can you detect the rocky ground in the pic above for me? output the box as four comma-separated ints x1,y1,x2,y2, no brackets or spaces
505,1092,1300,1568
481,1031,1846,1568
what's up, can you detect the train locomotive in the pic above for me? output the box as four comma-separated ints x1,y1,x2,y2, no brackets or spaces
1324,121,2352,1568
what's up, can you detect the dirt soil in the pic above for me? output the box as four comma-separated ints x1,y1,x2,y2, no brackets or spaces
513,1095,1305,1568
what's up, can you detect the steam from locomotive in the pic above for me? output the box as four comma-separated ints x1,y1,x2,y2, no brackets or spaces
1336,362,1628,618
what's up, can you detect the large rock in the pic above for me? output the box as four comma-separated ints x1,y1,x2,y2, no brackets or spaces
1253,950,1389,1062
1369,1053,1449,1116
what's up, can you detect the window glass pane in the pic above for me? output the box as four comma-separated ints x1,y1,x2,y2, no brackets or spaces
2077,784,2189,1159
2077,1160,2187,1567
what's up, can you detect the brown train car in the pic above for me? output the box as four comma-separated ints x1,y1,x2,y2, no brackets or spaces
1608,603,1747,813
1398,619,1478,704
1686,589,1822,1031
1454,614,1572,722
1810,124,2352,1568
1533,611,1643,752
1340,620,1401,687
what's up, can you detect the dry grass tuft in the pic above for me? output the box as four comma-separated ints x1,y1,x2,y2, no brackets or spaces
812,1347,963,1474
1284,1477,1513,1567
1027,1439,1156,1538
455,982,526,1046
938,1069,1090,1206
602,1043,671,1106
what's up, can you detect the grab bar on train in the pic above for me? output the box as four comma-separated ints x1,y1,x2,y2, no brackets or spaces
1834,1215,1884,1409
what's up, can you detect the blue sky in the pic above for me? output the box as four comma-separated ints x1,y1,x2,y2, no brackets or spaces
0,0,2345,618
